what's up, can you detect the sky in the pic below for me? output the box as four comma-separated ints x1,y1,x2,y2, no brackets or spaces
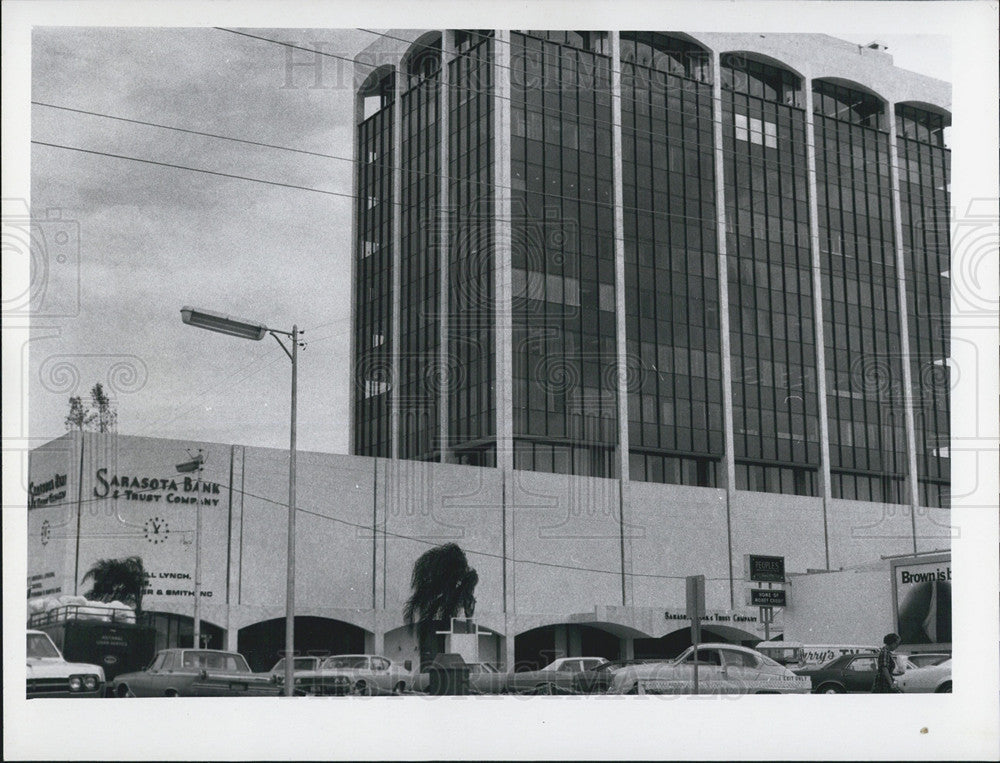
19,24,958,457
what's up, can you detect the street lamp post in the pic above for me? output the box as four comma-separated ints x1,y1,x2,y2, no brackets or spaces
181,306,300,697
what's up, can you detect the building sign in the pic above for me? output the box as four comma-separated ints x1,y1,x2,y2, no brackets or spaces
27,571,62,598
891,554,951,645
142,570,214,599
749,588,787,607
28,473,68,509
93,468,222,506
664,610,759,625
745,554,785,583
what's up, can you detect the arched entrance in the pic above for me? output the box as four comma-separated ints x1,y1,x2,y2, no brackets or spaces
514,624,621,672
238,617,367,672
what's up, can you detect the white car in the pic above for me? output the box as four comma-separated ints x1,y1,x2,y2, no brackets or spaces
287,654,416,695
608,643,811,695
27,630,105,698
897,658,952,693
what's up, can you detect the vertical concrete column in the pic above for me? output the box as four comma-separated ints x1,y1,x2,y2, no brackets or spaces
504,630,516,671
554,625,568,658
348,82,363,453
609,31,633,609
390,64,404,460
494,29,514,472
803,82,833,570
621,636,634,661
887,115,921,553
710,50,737,609
439,31,452,463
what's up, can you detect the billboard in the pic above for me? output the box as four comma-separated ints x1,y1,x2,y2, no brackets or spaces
890,553,951,646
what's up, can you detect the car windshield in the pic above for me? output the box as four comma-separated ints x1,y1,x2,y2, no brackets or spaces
27,633,61,659
757,653,783,668
323,656,368,669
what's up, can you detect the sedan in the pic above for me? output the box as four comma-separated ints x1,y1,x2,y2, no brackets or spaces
288,654,415,696
267,656,324,677
573,659,660,694
608,644,811,695
794,652,916,694
507,657,610,695
113,649,280,697
897,659,952,693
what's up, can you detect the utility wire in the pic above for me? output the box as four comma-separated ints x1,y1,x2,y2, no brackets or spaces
31,140,351,200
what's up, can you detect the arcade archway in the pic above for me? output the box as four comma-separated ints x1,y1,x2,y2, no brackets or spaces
238,617,368,672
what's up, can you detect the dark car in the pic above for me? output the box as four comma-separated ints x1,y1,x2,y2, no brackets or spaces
113,649,281,697
794,652,916,694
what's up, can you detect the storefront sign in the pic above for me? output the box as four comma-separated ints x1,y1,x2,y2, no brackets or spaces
93,468,221,506
664,610,759,625
142,570,214,599
28,473,68,509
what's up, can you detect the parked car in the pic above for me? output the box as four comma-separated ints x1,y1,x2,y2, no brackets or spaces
467,662,508,694
267,656,324,677
902,653,951,669
507,657,610,694
112,649,280,697
793,652,917,694
608,644,811,695
572,659,661,694
897,658,952,693
27,629,105,698
285,654,416,696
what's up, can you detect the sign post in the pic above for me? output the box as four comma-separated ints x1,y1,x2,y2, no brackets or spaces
686,575,705,695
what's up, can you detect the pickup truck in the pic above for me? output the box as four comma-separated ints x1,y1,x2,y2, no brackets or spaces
27,629,105,698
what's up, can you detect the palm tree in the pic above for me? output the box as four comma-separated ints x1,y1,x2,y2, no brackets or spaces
82,556,146,615
404,544,478,667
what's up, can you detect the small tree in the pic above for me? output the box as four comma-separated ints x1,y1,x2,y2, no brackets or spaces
64,383,117,433
82,556,146,614
65,395,95,431
90,383,117,433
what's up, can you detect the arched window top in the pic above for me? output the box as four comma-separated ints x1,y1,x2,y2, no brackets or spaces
895,102,950,146
402,32,441,88
813,79,887,130
359,65,396,121
721,52,802,108
518,30,610,55
619,32,711,83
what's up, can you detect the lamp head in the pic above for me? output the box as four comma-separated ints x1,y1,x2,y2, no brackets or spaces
181,306,267,341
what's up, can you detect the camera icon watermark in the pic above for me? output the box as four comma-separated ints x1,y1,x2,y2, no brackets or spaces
2,198,81,321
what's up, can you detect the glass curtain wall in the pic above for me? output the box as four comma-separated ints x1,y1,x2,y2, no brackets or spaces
399,40,442,461
721,55,821,496
813,81,907,504
896,104,951,508
620,33,722,487
509,31,618,477
447,32,496,466
353,72,396,457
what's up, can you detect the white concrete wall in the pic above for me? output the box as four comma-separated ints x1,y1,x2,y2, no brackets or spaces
782,564,894,645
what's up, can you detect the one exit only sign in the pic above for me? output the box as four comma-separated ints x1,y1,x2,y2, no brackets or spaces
746,554,785,583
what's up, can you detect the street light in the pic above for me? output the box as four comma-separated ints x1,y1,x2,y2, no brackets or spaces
181,305,300,697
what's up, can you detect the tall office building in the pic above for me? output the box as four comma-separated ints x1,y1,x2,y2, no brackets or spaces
351,31,950,510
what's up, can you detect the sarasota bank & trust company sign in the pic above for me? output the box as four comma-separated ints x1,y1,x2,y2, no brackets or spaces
93,468,222,506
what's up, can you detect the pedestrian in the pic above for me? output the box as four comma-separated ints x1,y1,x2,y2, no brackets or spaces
871,632,902,693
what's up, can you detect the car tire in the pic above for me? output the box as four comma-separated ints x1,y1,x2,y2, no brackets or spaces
393,681,406,695
165,689,179,697
936,681,952,693
535,683,553,695
353,680,372,696
816,683,844,694
117,684,135,698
